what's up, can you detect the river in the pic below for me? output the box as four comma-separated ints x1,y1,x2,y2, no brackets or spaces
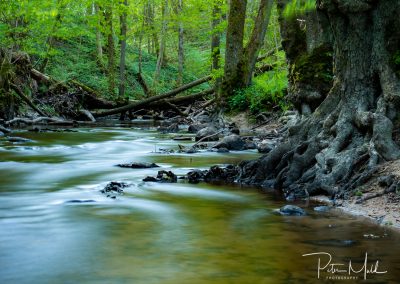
0,126,399,283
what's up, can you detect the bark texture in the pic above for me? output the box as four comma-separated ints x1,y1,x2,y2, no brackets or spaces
238,0,400,200
220,0,274,103
118,0,128,99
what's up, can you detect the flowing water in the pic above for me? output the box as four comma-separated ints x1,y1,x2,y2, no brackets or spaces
0,126,399,283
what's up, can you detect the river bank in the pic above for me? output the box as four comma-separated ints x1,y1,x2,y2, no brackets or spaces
229,112,400,232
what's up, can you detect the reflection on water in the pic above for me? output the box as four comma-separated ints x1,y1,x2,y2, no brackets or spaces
0,127,399,283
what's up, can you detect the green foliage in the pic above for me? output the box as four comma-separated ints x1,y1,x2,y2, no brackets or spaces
283,0,316,18
229,68,289,114
355,190,363,197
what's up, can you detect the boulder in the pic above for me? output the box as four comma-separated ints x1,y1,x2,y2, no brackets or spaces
213,134,245,150
188,123,207,133
195,126,219,141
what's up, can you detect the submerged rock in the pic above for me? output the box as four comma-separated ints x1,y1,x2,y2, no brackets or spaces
0,131,4,137
7,136,33,143
66,200,95,204
278,205,306,216
304,239,357,247
117,162,159,169
313,206,332,212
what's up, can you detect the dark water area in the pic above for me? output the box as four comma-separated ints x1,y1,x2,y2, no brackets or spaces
0,127,399,283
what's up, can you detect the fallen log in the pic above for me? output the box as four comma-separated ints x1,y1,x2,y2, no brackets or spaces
5,117,67,126
94,75,212,118
30,68,52,83
148,88,214,109
10,84,47,117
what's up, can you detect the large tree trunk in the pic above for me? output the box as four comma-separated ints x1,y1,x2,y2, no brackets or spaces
219,0,273,103
239,0,274,86
176,0,184,86
104,5,116,97
219,0,247,104
94,3,104,68
237,0,400,200
154,0,169,84
118,0,128,99
211,0,222,71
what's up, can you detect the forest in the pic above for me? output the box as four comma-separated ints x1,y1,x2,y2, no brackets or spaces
1,0,400,283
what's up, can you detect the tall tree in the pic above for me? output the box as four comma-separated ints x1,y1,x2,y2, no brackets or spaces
39,0,66,72
104,3,115,96
94,2,104,68
211,0,223,71
118,0,128,99
154,0,169,83
220,0,274,103
176,0,184,86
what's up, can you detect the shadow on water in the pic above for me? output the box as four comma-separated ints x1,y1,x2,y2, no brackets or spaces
0,127,399,283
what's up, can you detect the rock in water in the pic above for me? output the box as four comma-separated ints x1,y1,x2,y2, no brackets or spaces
117,162,159,169
143,170,177,183
187,169,206,184
195,127,219,141
213,134,245,150
100,181,129,198
278,205,306,216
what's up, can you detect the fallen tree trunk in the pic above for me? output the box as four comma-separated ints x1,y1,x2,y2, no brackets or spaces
10,84,47,116
5,117,67,126
94,75,212,118
148,88,214,108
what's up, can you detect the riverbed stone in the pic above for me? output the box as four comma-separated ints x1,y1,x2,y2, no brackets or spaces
187,169,206,184
278,205,306,216
313,206,332,212
0,131,4,137
143,170,178,183
378,175,395,187
100,181,128,198
213,134,245,150
195,127,219,141
117,162,159,169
